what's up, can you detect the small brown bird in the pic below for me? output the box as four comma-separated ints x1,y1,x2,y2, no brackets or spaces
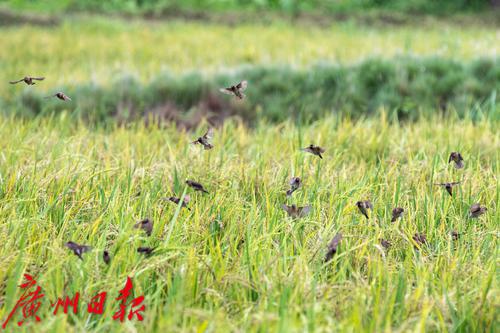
448,152,464,169
301,144,325,159
356,200,373,219
186,180,209,194
380,238,391,249
65,241,91,260
167,195,191,210
435,181,461,196
219,80,248,99
9,76,45,85
391,207,404,222
191,128,214,150
282,204,311,218
469,203,487,218
45,92,71,101
134,218,153,236
137,247,155,256
325,232,342,262
286,177,302,197
451,231,460,241
412,233,427,248
103,250,111,265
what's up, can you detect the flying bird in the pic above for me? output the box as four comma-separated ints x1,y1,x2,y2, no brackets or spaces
186,180,209,194
391,207,404,222
286,177,302,197
412,233,427,248
219,80,248,99
134,218,153,236
435,181,461,196
282,204,311,218
65,241,91,260
103,250,111,265
324,232,342,262
191,128,214,150
9,76,45,85
45,92,71,101
448,152,464,169
469,203,487,218
167,195,191,210
356,200,373,219
137,247,155,256
301,144,325,159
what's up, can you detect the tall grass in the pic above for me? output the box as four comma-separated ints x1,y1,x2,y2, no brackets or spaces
0,113,497,332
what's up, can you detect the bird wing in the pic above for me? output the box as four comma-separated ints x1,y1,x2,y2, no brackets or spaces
219,88,234,95
236,80,248,91
9,79,23,84
327,232,342,251
282,204,291,215
32,77,45,81
448,154,453,163
203,127,214,140
365,201,373,209
299,205,312,217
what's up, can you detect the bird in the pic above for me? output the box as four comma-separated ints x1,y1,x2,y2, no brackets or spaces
9,76,45,85
324,232,342,262
137,247,155,256
412,233,427,248
301,144,325,159
435,181,461,196
286,177,301,197
282,204,311,218
186,180,209,194
134,218,153,236
448,152,464,169
380,238,391,249
391,207,404,222
451,231,460,241
469,203,487,218
356,200,373,219
191,128,214,150
65,241,91,260
167,195,191,210
45,92,71,101
219,80,248,99
103,251,111,265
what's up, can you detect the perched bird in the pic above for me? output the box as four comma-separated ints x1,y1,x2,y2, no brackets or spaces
324,232,343,262
391,207,404,222
435,181,461,197
282,204,311,218
191,128,214,150
137,247,155,256
448,152,464,169
9,76,45,85
186,180,209,194
219,80,248,99
65,241,91,260
103,250,111,265
286,177,302,197
469,203,487,218
45,92,71,101
301,144,325,159
356,200,373,219
451,231,460,241
167,195,191,210
380,238,391,249
412,233,427,248
134,218,153,236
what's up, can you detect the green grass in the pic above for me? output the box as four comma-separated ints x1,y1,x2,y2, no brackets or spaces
1,18,498,99
0,113,498,332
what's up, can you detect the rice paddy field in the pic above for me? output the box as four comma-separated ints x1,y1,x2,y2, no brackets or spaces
0,4,499,333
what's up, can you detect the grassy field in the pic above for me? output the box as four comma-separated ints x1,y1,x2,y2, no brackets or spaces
0,114,498,332
1,18,499,100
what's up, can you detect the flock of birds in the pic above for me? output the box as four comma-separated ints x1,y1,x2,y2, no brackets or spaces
9,76,489,264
